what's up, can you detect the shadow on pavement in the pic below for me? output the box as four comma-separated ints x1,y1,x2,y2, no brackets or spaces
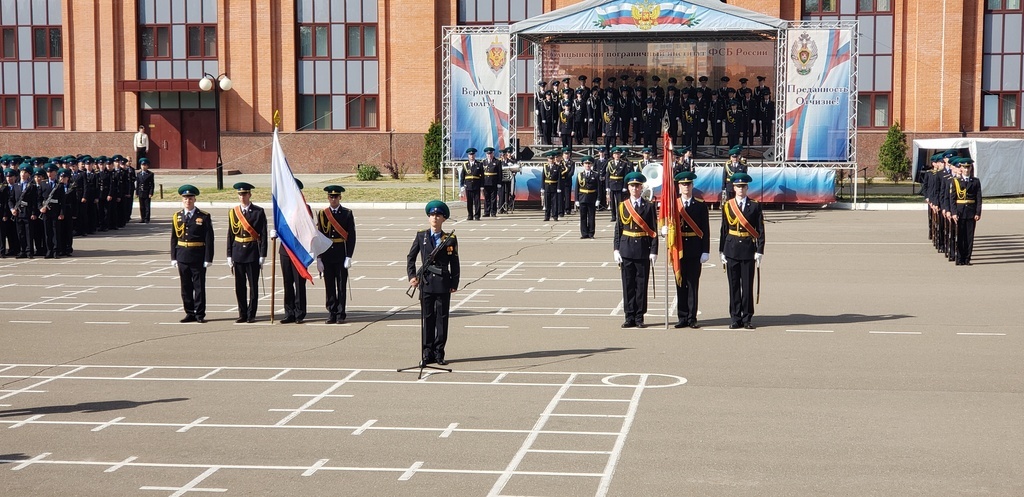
450,347,631,365
0,398,189,418
697,313,913,328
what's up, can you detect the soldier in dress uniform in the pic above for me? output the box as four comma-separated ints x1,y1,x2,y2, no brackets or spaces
682,76,697,101
618,86,633,145
560,148,575,216
718,76,733,100
637,147,656,174
670,171,710,328
602,93,619,152
407,200,460,366
585,86,603,145
0,162,17,257
754,75,770,98
459,147,484,220
758,91,776,145
952,158,982,266
226,182,268,323
940,152,959,261
575,156,600,239
171,184,214,323
725,99,742,148
273,178,312,324
707,92,725,146
316,185,357,323
82,157,100,235
38,163,63,259
9,164,37,258
56,168,76,257
541,151,563,222
613,171,658,328
594,148,610,210
538,86,555,145
737,77,752,99
649,75,665,114
682,99,703,152
119,155,136,226
640,97,660,152
136,158,154,223
572,88,587,145
740,92,758,146
31,167,47,255
665,86,683,146
719,173,765,329
499,146,519,213
606,147,632,222
722,146,748,204
481,147,502,217
558,101,575,152
672,147,695,177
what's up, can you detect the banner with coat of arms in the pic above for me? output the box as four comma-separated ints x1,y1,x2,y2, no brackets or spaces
783,29,853,162
450,34,511,160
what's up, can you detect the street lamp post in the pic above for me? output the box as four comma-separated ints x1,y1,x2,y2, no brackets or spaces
199,73,232,190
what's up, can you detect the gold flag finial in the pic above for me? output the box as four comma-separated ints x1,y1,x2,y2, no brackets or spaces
273,110,281,128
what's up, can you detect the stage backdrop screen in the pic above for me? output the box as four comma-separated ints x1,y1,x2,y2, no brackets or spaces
783,29,853,162
450,34,512,161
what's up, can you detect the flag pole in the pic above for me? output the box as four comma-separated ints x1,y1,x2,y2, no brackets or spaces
661,126,672,329
270,238,277,323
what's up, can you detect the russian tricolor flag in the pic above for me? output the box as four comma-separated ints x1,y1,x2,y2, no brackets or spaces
271,128,332,282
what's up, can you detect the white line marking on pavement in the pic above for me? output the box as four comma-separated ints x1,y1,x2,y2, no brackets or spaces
0,366,85,401
494,261,523,280
139,467,225,496
956,332,1006,336
104,456,138,473
8,414,44,429
352,419,377,435
440,423,459,438
10,320,52,324
302,459,330,476
91,417,126,432
399,461,424,481
176,417,210,433
11,452,50,470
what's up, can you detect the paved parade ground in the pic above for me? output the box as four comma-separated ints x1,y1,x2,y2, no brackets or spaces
1,206,1022,496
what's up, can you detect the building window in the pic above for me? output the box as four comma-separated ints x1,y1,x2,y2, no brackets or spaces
986,0,1022,11
2,28,16,60
34,96,63,129
803,0,838,14
298,95,333,130
346,25,377,58
858,0,891,12
1,97,18,128
857,93,889,128
187,25,217,59
298,24,330,58
346,96,378,129
140,25,171,59
32,27,62,60
517,93,535,129
982,92,1018,128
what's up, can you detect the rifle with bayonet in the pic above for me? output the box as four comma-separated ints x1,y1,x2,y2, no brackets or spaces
406,230,456,299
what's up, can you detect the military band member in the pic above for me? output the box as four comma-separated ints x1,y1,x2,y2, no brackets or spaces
606,147,632,222
671,172,710,328
481,147,502,217
720,173,765,329
640,97,660,151
31,167,47,255
758,91,775,145
722,146,748,203
316,185,357,323
682,99,703,151
499,146,519,213
575,156,600,239
665,87,683,146
594,148,610,210
407,200,460,366
56,168,76,257
614,172,658,328
952,158,982,266
542,151,563,222
602,94,619,152
558,102,575,152
707,92,725,146
740,92,758,147
539,90,556,145
585,87,602,144
560,148,575,216
171,185,214,323
672,147,695,177
226,182,268,323
725,100,742,148
136,158,154,223
460,148,484,221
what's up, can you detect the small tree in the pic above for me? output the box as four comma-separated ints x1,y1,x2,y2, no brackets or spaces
422,120,442,180
878,121,911,184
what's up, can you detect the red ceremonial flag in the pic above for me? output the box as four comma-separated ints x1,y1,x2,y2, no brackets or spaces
659,130,683,286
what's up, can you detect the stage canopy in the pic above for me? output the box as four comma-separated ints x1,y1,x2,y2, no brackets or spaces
510,0,788,42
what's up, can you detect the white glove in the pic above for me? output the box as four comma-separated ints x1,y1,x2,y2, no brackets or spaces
343,257,352,269
557,189,562,193
203,261,211,268
700,253,709,264
171,260,178,268
594,200,599,206
316,257,324,273
720,253,727,265
754,253,763,266
649,253,657,264
613,250,622,264
269,229,277,239
226,257,233,267
258,257,264,266
660,226,668,236
575,201,580,208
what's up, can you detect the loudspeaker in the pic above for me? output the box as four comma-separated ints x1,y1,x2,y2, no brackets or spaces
518,146,534,161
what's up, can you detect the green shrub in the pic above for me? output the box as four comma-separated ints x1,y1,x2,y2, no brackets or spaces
356,163,382,181
878,121,911,184
422,120,442,180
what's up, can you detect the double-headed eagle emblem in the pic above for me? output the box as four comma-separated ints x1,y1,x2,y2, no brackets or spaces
790,32,818,76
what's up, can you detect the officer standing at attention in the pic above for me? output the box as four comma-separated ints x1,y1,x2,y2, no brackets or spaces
722,146,748,203
171,185,214,323
670,171,710,328
316,185,357,323
407,200,460,366
720,173,764,329
542,151,563,222
460,148,484,220
272,178,312,324
56,168,76,257
136,158,154,223
226,182,268,323
606,147,632,222
952,158,982,266
614,171,658,328
575,156,600,239
10,164,38,258
560,148,575,217
481,147,502,217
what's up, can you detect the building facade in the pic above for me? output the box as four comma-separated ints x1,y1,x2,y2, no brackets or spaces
0,0,1020,175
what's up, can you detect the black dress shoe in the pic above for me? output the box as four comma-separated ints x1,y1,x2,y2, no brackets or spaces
196,318,206,324
325,318,337,324
180,315,197,323
621,321,635,328
437,358,449,366
295,318,304,324
280,317,296,324
673,321,687,329
729,323,741,329
247,318,256,323
689,320,700,329
635,321,646,329
744,323,755,329
235,318,247,324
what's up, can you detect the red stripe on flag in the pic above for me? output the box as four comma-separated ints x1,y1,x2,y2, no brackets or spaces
283,244,316,284
659,130,683,286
